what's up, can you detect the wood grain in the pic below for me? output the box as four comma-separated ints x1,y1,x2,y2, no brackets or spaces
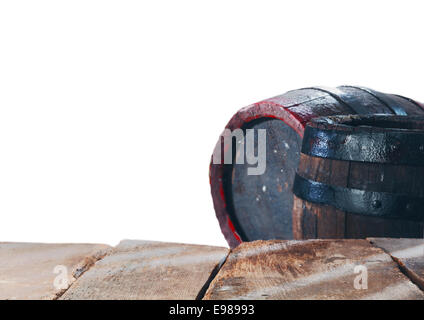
203,239,424,300
295,151,424,239
60,240,229,300
369,238,424,291
0,242,111,300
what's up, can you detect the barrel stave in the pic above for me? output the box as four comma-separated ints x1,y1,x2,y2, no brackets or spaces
293,115,424,240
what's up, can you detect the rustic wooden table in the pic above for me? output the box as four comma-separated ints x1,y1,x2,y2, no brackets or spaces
1,238,423,300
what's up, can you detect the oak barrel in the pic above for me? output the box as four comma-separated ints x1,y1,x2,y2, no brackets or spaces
210,86,424,247
293,114,424,239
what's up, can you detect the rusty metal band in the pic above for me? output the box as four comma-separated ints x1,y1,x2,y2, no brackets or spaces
301,124,424,165
340,86,408,115
292,174,424,220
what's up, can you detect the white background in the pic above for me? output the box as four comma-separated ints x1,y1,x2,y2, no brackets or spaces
0,1,423,248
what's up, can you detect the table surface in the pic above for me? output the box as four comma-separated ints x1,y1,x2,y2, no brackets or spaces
1,238,424,300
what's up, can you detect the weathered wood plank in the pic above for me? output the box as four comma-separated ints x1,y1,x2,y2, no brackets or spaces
368,238,424,291
0,242,111,300
203,240,424,300
60,240,229,300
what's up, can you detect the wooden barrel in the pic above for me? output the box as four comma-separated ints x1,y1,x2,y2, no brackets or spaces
293,114,424,239
210,86,424,248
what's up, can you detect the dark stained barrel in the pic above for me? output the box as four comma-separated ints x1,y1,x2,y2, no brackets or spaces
209,86,424,248
293,115,424,239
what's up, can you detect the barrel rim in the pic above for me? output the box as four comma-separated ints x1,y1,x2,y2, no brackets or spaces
209,100,305,248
